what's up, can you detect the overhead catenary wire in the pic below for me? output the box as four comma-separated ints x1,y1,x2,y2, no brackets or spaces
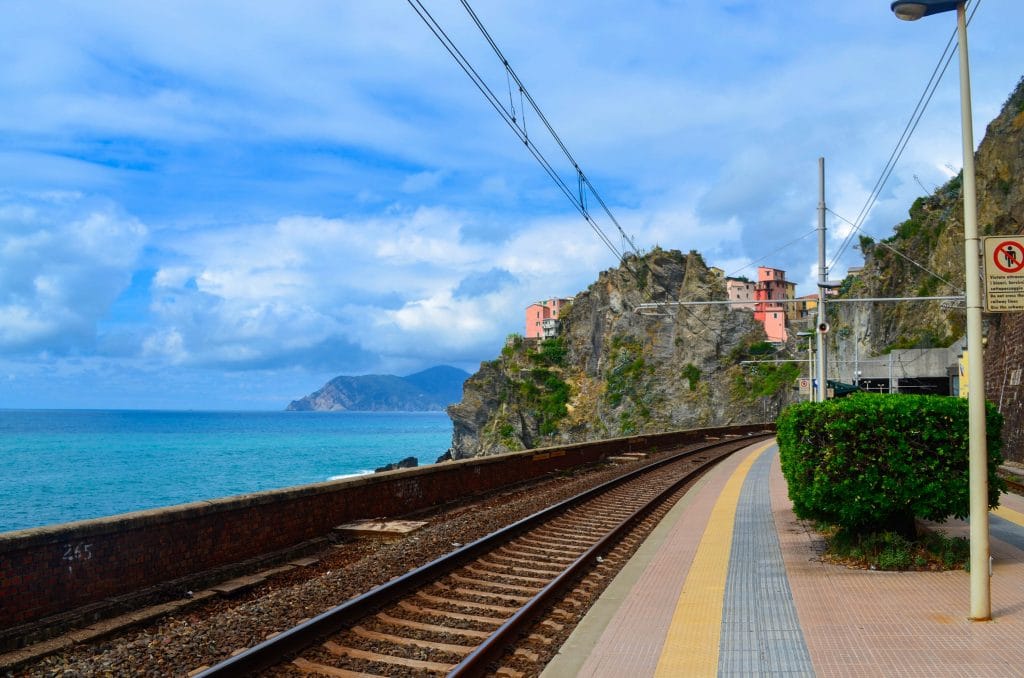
404,0,625,262
657,0,976,319
410,2,980,346
720,228,818,282
456,0,643,256
827,207,962,293
408,0,745,340
828,0,982,270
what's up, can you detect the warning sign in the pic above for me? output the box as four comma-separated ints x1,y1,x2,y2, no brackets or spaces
992,240,1024,273
984,236,1024,312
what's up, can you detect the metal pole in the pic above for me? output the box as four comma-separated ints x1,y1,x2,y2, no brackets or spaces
888,353,894,393
854,337,860,386
956,2,990,621
808,336,814,402
816,157,828,401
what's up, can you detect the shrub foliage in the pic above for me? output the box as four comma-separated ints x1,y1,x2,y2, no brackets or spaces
777,393,1004,534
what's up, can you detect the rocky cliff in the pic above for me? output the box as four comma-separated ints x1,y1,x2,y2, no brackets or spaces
448,248,798,458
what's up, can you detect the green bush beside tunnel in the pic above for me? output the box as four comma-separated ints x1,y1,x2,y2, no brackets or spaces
777,393,1005,534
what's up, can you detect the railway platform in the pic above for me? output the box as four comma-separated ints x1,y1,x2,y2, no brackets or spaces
543,439,1024,677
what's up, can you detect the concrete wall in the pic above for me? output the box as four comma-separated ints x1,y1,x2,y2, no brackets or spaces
0,424,770,631
839,341,964,383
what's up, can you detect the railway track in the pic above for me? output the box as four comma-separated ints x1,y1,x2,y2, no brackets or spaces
1005,476,1024,496
196,431,771,677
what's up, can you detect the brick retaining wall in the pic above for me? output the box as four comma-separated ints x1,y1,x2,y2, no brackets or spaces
986,313,1024,464
0,424,769,630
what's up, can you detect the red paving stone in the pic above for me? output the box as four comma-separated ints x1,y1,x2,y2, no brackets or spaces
549,442,1024,676
771,454,1024,677
567,446,753,677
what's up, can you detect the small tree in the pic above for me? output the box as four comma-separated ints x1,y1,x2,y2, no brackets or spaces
777,393,1004,537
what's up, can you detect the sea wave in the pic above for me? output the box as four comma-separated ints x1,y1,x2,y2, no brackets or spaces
327,470,374,481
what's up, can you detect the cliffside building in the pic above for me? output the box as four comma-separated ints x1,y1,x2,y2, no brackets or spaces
525,297,572,339
793,293,819,324
753,267,796,343
725,277,756,311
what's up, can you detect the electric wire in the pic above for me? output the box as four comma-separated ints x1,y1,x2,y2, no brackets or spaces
721,228,818,282
412,1,976,347
457,0,642,255
827,207,961,293
410,0,741,339
404,0,625,262
828,0,981,270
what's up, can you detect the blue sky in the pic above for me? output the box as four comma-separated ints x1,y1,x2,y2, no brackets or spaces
2,1,1022,410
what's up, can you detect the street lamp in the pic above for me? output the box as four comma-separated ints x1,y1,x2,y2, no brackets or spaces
891,0,990,621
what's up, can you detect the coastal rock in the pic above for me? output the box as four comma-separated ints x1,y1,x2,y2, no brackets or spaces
448,247,794,459
374,456,418,473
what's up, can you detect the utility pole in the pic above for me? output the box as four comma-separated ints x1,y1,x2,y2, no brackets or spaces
816,157,828,402
854,337,859,386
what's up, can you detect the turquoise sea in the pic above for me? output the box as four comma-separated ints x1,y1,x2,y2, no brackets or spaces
0,410,453,534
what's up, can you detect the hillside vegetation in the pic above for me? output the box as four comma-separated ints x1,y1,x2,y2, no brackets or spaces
831,76,1024,356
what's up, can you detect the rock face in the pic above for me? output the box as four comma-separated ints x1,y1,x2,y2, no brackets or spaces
374,456,418,473
287,365,469,412
827,76,1024,461
448,248,798,459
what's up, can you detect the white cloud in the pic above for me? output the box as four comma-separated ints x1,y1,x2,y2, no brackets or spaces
138,205,619,370
3,1,1024,406
0,192,146,353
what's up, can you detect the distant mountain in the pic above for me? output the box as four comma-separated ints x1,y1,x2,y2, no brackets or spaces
286,365,470,412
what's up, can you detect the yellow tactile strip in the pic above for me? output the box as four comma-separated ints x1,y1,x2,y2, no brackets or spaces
555,440,764,677
653,440,773,677
993,504,1024,527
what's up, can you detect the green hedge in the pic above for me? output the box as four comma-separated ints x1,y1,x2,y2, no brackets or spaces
777,393,1004,534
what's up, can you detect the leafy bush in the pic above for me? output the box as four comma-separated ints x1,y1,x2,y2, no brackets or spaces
777,393,1004,536
681,363,701,391
515,366,570,436
820,523,970,571
605,336,649,407
730,361,800,404
531,337,567,367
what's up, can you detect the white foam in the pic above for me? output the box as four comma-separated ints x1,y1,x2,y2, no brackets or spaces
327,470,373,481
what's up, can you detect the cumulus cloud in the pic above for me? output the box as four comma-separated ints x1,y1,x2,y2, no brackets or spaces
3,1,1024,407
139,206,617,373
0,192,146,353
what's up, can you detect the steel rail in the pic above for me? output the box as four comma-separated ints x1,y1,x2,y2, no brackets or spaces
196,429,771,677
449,434,767,676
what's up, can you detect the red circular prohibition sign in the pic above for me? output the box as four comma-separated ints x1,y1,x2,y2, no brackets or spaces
993,241,1024,274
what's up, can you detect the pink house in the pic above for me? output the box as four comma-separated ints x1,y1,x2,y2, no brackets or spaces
760,302,788,343
753,267,796,343
525,298,571,339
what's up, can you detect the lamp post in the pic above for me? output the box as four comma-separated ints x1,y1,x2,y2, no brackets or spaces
891,0,990,621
